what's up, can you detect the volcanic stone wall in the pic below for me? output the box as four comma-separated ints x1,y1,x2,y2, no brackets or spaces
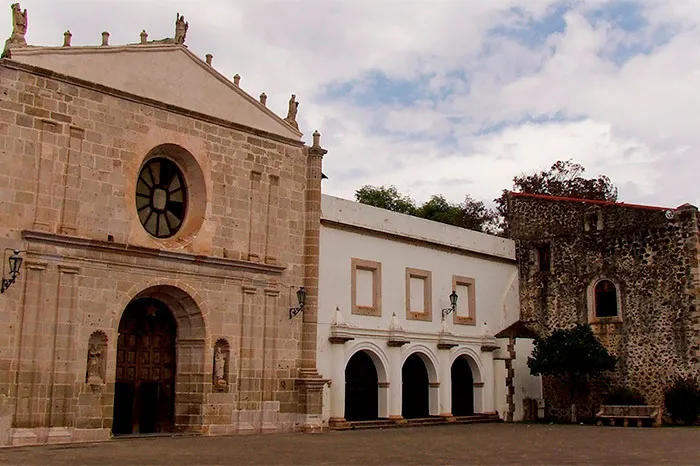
508,194,700,420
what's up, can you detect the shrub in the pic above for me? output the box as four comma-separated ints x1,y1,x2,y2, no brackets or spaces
603,386,646,405
664,374,700,425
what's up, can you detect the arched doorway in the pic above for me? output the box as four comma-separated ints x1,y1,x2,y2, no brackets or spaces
345,351,379,421
113,298,177,435
451,356,474,416
402,353,429,419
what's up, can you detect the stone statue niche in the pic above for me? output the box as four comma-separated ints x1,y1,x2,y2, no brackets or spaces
212,339,230,391
86,331,108,387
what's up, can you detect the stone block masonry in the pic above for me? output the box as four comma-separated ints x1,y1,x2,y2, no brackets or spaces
0,57,326,445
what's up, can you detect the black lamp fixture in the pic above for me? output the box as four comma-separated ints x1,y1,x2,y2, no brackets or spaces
1,249,24,294
441,290,459,320
289,286,306,319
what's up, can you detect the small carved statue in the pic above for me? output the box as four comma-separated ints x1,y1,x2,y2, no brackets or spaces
174,12,188,45
86,344,103,385
10,3,27,41
2,3,27,57
284,94,299,129
213,346,227,388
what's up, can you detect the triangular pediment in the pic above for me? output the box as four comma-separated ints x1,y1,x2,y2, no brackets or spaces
10,44,301,140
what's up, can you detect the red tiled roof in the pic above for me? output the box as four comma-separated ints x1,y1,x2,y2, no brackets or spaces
509,192,671,212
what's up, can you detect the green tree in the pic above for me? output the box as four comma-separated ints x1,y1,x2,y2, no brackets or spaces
354,186,498,233
664,374,700,425
355,185,417,215
495,160,619,234
527,323,616,422
415,195,462,225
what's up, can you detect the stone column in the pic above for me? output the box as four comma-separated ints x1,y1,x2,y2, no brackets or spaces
328,344,347,427
296,131,328,432
438,350,452,418
387,347,403,421
505,337,516,422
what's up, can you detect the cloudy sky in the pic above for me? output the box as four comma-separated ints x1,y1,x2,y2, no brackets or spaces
4,1,700,208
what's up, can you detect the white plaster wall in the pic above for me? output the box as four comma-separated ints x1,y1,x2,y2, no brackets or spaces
318,195,520,421
513,339,543,421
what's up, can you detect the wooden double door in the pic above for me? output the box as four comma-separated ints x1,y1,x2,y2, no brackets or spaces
113,298,177,435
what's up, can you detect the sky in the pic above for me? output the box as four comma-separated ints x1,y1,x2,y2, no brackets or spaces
3,0,700,209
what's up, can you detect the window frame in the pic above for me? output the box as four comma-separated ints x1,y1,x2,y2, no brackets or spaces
351,258,382,317
587,278,623,323
452,275,476,326
405,268,433,322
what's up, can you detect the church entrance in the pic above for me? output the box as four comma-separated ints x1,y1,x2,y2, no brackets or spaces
451,356,474,416
113,298,177,435
344,351,379,421
402,353,429,419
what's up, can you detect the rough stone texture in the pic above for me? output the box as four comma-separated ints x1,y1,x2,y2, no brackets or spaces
508,193,700,421
0,53,323,445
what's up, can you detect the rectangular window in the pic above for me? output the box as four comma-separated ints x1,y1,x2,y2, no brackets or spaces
351,258,382,317
452,276,476,326
406,268,432,321
537,245,551,272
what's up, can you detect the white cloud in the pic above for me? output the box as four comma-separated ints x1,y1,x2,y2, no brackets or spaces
3,0,700,210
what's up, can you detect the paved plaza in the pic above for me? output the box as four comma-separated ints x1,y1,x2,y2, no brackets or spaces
1,423,699,465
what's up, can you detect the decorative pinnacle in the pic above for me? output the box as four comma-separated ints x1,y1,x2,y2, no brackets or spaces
140,30,148,44
63,30,72,47
205,54,213,66
233,74,241,86
259,92,267,106
312,130,321,147
101,31,109,46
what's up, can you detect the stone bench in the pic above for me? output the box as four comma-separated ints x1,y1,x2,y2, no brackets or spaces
596,405,660,427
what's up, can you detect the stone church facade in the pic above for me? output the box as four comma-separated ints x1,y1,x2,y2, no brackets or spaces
508,192,700,420
0,7,328,446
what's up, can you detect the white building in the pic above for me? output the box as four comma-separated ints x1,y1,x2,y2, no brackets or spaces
317,195,541,425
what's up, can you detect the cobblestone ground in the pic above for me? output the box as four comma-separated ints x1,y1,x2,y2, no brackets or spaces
1,423,699,465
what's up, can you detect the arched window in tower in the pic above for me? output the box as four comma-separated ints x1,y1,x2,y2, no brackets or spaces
594,280,618,318
136,157,188,238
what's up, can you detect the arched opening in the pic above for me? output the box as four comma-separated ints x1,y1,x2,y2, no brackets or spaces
595,280,618,318
402,353,430,419
451,356,474,416
344,351,379,421
113,298,177,435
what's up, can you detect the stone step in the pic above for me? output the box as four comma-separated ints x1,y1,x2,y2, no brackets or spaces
333,414,501,431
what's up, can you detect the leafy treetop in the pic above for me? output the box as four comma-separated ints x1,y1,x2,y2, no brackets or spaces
354,186,498,234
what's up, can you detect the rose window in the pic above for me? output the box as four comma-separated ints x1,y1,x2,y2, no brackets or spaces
136,158,187,238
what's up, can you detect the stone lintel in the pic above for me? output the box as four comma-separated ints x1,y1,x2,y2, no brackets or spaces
328,335,354,344
387,338,410,347
437,341,459,350
22,229,286,275
480,344,500,352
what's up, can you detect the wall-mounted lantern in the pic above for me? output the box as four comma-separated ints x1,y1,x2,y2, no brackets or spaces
289,286,306,319
1,249,24,294
440,290,459,320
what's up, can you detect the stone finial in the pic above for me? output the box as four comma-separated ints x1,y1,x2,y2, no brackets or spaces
140,30,148,44
63,30,72,47
481,321,492,338
389,312,403,331
101,31,109,46
284,94,299,129
205,53,213,65
174,12,188,45
2,2,28,57
331,307,347,327
312,130,321,148
233,74,240,86
259,92,267,106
